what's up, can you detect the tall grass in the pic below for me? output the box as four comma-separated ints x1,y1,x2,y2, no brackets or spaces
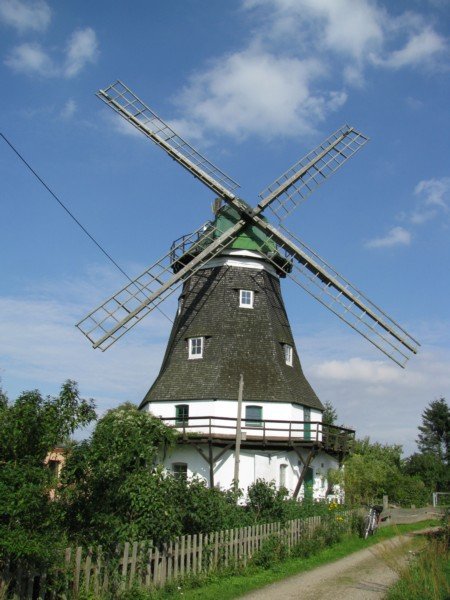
386,538,449,600
385,513,450,600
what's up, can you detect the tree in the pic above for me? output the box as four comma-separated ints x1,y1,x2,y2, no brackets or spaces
0,381,96,573
403,452,448,492
59,403,178,546
331,437,429,507
322,401,338,426
416,398,450,463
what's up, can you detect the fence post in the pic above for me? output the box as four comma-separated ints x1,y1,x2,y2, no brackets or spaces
173,537,179,580
121,542,129,590
152,547,160,587
186,535,191,575
198,534,203,574
74,546,82,595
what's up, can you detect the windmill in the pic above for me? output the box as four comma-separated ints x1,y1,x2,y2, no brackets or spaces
77,81,419,498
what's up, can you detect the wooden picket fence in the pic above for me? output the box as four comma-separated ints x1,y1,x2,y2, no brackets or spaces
65,512,355,595
2,511,357,598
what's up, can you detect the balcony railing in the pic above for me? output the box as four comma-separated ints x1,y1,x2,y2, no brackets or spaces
160,416,355,453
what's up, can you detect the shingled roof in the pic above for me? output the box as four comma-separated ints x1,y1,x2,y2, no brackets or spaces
140,263,323,411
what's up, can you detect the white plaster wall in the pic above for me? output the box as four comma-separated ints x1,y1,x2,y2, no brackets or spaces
163,443,339,500
149,400,322,441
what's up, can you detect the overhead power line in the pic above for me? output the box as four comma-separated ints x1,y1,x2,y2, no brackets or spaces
0,132,173,324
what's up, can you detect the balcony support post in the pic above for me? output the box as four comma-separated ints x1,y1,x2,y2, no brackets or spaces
193,442,235,489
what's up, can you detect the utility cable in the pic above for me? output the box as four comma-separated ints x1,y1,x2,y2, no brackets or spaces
1,132,173,324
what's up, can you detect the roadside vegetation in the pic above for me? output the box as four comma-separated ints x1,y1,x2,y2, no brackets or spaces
327,397,450,507
90,520,439,600
0,382,449,598
385,512,450,600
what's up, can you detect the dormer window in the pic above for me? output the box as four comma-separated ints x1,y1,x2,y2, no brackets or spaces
239,290,254,308
188,337,203,359
284,344,293,366
175,404,189,426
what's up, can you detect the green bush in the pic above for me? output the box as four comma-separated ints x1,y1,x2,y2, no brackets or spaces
387,473,430,508
252,535,288,568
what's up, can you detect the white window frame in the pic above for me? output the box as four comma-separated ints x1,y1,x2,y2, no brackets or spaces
284,344,293,366
239,289,254,309
188,337,204,359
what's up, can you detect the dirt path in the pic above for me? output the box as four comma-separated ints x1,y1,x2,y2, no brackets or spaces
239,534,421,600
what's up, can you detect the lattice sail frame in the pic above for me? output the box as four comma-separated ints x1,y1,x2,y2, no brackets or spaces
258,125,369,221
249,221,420,367
77,80,420,366
77,221,243,350
97,81,240,201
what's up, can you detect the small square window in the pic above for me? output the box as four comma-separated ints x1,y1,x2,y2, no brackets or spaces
173,462,188,480
188,337,203,359
284,344,293,366
245,405,262,427
239,290,254,308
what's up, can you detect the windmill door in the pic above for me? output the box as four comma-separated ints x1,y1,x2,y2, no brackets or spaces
304,466,314,501
303,407,311,441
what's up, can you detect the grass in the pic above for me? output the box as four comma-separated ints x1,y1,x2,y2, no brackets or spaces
151,519,440,600
384,528,450,599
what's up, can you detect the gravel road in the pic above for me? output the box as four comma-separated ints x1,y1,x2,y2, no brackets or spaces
239,533,421,600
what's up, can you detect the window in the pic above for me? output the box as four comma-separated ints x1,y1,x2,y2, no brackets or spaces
239,289,254,308
284,344,293,366
279,464,287,488
175,404,189,426
47,459,60,478
245,405,262,427
188,337,203,359
172,462,188,480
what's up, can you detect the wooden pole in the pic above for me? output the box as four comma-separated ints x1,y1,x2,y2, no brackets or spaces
233,374,244,492
208,440,214,488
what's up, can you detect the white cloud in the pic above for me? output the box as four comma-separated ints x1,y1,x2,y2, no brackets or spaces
60,98,77,120
4,42,55,76
167,0,446,141
64,27,98,78
312,357,405,384
4,27,98,78
373,27,447,69
104,112,143,139
0,266,174,411
405,96,423,110
0,0,51,32
410,177,450,224
174,47,346,140
298,325,450,454
365,226,411,249
245,0,385,61
415,177,450,209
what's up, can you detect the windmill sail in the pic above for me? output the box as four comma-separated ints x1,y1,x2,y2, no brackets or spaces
250,218,419,367
97,81,240,205
78,80,418,366
76,220,244,350
258,126,369,221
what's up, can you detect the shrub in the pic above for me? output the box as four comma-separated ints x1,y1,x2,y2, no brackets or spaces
252,535,287,568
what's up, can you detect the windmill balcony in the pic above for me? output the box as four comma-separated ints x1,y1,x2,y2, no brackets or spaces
159,416,355,454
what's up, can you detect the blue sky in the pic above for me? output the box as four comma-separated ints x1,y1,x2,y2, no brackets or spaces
0,0,449,455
